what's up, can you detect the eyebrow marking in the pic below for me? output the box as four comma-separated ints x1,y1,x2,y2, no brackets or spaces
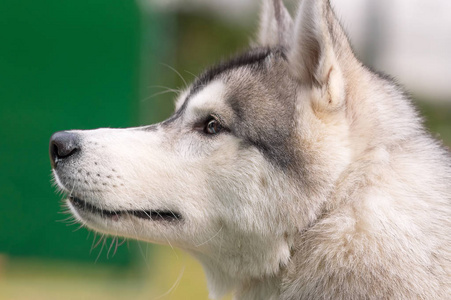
190,47,272,97
162,47,286,127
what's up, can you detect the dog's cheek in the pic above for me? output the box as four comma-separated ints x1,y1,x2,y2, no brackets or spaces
203,146,288,233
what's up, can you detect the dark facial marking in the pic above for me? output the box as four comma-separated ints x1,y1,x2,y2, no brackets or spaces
159,47,299,172
190,47,273,97
142,124,159,131
224,49,300,171
161,48,275,127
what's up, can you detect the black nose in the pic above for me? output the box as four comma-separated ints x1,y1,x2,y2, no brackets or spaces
49,131,80,168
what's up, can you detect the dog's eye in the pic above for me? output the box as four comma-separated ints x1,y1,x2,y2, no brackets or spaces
204,118,222,135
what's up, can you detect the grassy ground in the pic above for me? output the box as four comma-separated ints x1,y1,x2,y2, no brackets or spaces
0,246,231,300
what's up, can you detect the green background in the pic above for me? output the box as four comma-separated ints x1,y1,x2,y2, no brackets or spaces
0,0,144,264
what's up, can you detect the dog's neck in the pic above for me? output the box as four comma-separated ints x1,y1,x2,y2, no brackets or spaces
190,247,288,299
234,275,282,300
205,266,282,300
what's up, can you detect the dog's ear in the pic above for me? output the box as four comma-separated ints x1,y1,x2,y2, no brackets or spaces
257,0,293,47
288,0,353,110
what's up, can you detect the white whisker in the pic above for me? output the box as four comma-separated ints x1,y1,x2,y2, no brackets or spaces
152,267,185,300
160,62,188,88
95,236,107,263
195,225,224,247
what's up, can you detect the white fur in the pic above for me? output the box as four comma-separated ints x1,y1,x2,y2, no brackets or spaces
52,0,450,299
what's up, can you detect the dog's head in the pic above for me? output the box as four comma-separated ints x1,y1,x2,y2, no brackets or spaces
51,0,356,297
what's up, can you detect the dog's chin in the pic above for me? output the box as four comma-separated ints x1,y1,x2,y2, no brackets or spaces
67,196,182,224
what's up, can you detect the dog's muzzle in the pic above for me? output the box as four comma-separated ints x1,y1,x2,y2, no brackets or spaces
49,131,184,224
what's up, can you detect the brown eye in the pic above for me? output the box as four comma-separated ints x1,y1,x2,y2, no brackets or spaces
204,118,222,135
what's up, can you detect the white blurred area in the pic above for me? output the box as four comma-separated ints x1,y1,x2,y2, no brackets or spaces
336,0,451,102
144,0,451,101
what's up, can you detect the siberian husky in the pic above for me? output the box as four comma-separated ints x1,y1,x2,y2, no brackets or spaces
50,0,451,298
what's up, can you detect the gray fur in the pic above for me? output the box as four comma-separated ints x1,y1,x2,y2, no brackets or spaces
50,0,450,299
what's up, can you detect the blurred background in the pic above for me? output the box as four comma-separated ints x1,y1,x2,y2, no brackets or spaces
0,0,449,299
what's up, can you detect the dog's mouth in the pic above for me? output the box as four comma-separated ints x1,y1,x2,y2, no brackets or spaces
69,196,182,222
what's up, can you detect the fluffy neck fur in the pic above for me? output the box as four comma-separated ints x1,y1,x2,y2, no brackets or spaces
203,62,449,299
